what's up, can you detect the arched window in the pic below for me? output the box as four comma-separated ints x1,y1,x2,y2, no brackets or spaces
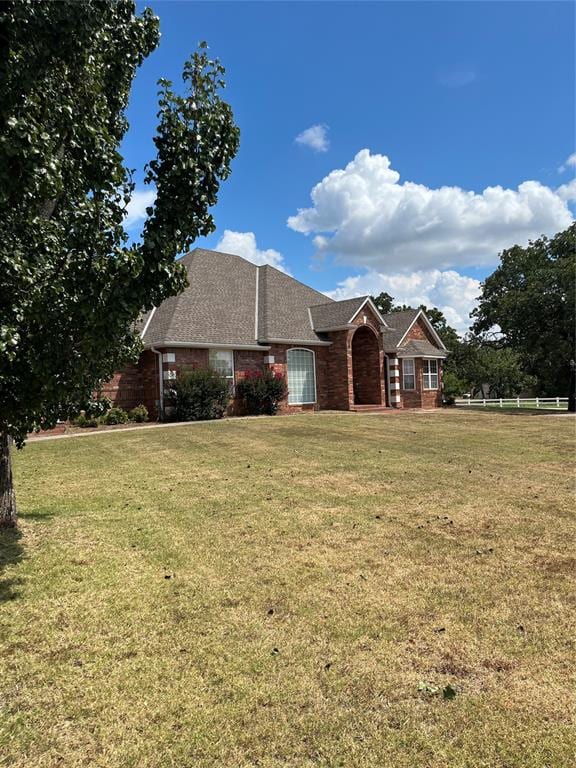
287,348,316,405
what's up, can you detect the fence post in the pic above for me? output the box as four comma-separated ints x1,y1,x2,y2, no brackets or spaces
557,397,560,407
483,398,486,406
536,397,539,408
517,397,520,408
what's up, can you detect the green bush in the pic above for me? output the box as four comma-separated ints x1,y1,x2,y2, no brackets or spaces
73,413,99,428
442,371,467,405
169,368,230,421
129,404,149,423
102,407,129,425
236,369,287,415
83,394,112,418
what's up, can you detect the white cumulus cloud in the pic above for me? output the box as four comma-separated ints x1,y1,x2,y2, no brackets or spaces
288,149,574,272
556,178,576,202
558,152,576,173
216,230,290,273
326,269,481,335
124,188,156,228
295,124,330,153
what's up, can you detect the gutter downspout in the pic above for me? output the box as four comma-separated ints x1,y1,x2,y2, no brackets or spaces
151,347,164,420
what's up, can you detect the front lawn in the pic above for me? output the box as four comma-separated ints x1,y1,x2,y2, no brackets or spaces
1,411,574,767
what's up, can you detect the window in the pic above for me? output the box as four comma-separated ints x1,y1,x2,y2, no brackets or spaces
423,359,439,389
287,348,316,404
209,349,234,390
402,359,415,390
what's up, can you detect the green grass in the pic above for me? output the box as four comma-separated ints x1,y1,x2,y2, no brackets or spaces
1,411,575,767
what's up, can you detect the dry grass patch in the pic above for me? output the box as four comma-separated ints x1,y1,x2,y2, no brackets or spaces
1,410,575,767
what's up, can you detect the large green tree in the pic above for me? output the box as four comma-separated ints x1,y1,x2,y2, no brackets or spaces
0,1,240,527
472,224,576,396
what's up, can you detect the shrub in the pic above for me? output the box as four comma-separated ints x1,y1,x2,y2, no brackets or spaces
129,404,149,423
83,394,112,418
74,413,99,428
169,368,230,421
442,371,467,404
102,406,129,425
236,369,287,415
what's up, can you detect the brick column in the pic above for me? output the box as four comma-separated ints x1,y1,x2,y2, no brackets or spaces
388,355,401,407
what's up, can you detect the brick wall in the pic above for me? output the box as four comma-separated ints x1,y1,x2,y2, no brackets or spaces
101,350,159,418
393,316,443,408
321,331,352,410
399,357,443,408
405,317,438,345
267,343,325,414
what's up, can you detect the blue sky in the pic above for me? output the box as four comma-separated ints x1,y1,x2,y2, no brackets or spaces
123,1,575,331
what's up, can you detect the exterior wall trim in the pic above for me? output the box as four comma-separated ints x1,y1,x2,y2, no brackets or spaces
140,307,156,340
264,337,332,347
348,296,389,327
314,324,355,333
143,341,271,351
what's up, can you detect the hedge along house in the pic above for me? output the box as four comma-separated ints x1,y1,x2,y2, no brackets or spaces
102,249,447,418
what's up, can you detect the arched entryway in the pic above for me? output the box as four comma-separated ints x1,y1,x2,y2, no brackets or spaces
351,326,383,405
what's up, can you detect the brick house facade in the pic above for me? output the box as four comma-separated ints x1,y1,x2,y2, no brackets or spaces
101,249,447,418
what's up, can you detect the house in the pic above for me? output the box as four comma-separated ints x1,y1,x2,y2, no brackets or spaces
102,248,447,418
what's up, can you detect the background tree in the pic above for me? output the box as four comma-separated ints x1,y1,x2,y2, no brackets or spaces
372,291,395,315
0,1,240,527
472,224,576,396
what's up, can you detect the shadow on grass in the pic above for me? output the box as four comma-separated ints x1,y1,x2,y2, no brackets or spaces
18,510,55,522
0,526,24,602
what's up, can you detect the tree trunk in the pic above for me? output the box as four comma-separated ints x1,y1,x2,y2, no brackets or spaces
0,432,17,528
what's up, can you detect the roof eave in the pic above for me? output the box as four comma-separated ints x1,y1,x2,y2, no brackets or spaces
348,296,390,327
312,323,355,333
142,341,271,351
262,337,333,347
396,309,447,351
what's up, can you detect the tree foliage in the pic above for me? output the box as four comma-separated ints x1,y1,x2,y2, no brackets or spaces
0,0,239,525
447,342,535,399
472,224,576,395
372,291,395,316
0,1,239,447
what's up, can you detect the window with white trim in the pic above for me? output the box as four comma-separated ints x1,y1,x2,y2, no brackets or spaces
287,348,316,404
423,359,439,389
402,359,415,390
209,349,234,390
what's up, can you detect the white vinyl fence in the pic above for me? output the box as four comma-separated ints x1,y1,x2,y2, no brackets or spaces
455,397,568,409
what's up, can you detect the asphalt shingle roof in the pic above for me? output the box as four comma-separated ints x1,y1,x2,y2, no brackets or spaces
309,296,368,330
257,265,332,342
142,249,260,347
380,309,421,350
142,248,335,347
396,339,447,358
140,249,446,356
